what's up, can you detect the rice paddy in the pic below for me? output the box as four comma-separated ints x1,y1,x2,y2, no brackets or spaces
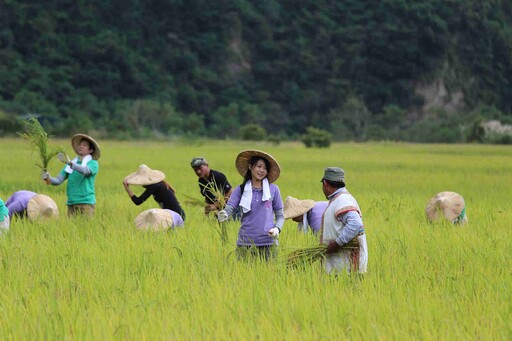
0,137,510,339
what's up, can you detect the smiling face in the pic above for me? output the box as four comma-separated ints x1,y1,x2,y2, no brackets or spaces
250,159,268,182
77,139,94,157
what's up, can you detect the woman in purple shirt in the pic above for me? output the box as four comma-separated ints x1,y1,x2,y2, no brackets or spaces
217,150,284,260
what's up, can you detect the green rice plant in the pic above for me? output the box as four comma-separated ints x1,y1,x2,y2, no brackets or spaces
198,177,227,212
17,117,64,171
0,138,510,339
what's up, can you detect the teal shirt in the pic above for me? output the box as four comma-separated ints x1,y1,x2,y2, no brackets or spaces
0,199,8,222
59,159,99,205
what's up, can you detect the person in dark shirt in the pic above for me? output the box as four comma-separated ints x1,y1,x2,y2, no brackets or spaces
123,164,185,220
190,157,233,215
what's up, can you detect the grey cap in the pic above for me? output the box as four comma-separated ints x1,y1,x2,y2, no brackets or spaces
190,157,208,168
321,167,345,183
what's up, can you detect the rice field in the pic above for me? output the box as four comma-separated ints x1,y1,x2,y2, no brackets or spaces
0,137,510,339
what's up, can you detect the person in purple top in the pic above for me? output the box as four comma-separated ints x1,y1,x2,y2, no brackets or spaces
217,150,284,260
5,190,37,218
283,196,328,234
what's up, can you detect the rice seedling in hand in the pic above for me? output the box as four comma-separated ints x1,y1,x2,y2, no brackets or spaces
18,117,64,171
182,194,205,208
199,178,227,213
284,238,360,269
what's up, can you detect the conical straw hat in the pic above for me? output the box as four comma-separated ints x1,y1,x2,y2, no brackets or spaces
235,149,281,183
27,194,59,220
135,208,174,231
71,133,101,160
284,196,315,219
124,164,165,185
426,191,467,224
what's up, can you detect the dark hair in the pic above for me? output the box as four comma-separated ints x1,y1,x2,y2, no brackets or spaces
324,179,345,189
81,138,95,152
241,156,271,186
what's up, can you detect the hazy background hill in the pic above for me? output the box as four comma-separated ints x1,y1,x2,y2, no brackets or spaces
1,0,511,143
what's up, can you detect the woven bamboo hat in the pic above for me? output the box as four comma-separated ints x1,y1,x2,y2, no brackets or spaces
135,208,174,231
124,164,165,186
235,149,281,183
426,191,468,224
71,133,101,160
27,194,59,220
284,196,315,219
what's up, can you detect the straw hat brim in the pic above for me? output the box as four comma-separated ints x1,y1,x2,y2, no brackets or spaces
124,165,165,186
284,196,316,219
235,150,281,183
27,194,59,220
135,208,174,231
71,134,101,160
426,191,465,222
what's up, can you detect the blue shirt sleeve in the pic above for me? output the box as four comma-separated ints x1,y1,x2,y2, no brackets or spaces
335,210,363,245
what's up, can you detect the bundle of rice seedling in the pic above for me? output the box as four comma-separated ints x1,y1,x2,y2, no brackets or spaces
285,244,328,268
285,238,360,269
182,194,205,208
199,178,227,212
18,117,64,171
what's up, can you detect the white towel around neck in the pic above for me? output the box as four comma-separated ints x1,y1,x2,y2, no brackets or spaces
65,154,92,174
239,178,272,213
302,213,309,233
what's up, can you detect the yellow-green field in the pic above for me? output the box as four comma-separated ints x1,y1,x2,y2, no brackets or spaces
0,137,510,339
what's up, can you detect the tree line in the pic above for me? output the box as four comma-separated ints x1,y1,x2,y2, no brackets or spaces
0,0,511,143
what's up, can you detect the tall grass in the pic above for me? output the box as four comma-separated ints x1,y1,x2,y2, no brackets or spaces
0,138,510,339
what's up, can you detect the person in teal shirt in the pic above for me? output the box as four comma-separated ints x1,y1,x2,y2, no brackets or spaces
0,199,9,234
42,134,100,217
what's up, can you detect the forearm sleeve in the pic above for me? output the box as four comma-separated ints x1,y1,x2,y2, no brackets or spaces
50,174,66,185
223,204,235,217
274,208,284,231
336,211,363,245
70,162,92,175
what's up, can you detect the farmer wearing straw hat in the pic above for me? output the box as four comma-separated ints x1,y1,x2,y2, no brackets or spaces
123,164,186,221
217,150,284,260
41,134,100,217
320,167,368,274
134,208,184,232
284,196,328,234
0,198,9,234
190,157,235,215
426,191,468,224
5,190,59,220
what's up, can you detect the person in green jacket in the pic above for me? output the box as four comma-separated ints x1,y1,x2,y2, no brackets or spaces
42,134,100,217
0,198,9,235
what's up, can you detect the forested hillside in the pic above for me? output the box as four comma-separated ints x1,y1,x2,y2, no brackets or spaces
1,0,511,142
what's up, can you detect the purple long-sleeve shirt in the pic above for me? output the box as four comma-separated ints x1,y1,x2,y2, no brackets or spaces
226,183,284,246
5,191,37,218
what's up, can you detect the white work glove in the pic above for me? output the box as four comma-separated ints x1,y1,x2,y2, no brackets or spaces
268,227,280,239
217,210,229,223
57,152,71,165
41,170,50,180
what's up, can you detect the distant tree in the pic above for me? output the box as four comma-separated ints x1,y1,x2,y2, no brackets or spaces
240,123,267,140
301,127,332,148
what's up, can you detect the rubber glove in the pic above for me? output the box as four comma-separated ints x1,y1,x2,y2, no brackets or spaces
217,210,228,223
268,227,280,239
57,152,71,165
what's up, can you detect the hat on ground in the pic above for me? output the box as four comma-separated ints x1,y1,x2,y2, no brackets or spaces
190,157,208,168
426,191,468,224
135,208,174,231
27,194,59,220
284,196,316,219
124,164,165,186
235,150,281,183
71,133,101,160
321,167,345,183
